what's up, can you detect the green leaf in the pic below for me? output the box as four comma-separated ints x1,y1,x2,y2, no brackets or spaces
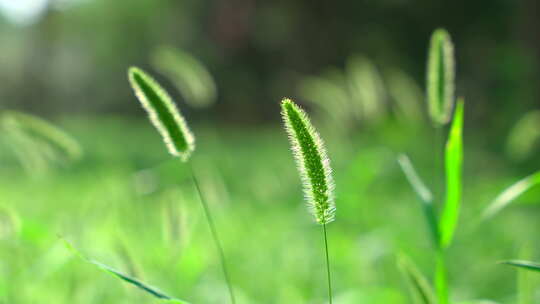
427,28,455,126
481,171,540,220
500,260,540,273
397,154,439,246
439,98,464,248
128,66,195,161
397,254,436,304
62,238,191,303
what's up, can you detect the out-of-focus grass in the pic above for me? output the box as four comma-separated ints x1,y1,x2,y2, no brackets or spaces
1,116,540,303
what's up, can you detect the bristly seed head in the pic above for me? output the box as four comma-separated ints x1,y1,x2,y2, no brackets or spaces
281,98,335,225
128,66,195,161
427,28,455,126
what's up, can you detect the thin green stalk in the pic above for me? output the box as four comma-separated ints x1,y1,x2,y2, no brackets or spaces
434,125,445,207
322,223,333,304
189,164,236,304
435,247,448,304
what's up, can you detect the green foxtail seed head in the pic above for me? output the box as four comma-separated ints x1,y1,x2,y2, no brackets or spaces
281,98,335,224
128,67,195,161
427,28,455,126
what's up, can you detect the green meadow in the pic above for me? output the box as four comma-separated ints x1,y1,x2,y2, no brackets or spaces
1,1,540,303
1,111,539,303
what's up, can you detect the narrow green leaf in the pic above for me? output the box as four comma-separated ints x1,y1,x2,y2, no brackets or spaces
62,239,190,303
397,254,436,304
439,98,464,248
481,171,540,220
500,260,540,273
397,154,439,246
128,66,195,161
517,246,535,304
281,98,336,224
427,28,455,126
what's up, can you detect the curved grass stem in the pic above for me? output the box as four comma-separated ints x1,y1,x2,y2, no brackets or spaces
323,223,333,304
189,164,236,304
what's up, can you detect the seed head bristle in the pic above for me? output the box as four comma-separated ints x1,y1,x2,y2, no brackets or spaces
128,66,195,161
281,98,335,224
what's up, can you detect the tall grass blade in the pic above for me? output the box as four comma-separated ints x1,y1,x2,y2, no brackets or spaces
128,66,195,161
481,171,540,220
151,46,217,108
281,98,335,224
62,239,190,303
427,28,455,126
397,154,439,246
397,254,436,304
439,98,464,249
500,260,540,273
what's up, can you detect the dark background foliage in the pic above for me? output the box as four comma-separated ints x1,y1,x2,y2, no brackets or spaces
1,0,539,129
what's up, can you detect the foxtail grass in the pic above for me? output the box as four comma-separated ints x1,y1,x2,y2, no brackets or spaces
128,66,235,303
399,30,464,302
281,98,335,303
128,66,195,161
427,28,455,126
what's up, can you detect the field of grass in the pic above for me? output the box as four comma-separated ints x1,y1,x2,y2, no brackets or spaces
1,114,540,304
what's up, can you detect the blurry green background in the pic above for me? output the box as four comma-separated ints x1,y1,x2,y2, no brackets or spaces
1,0,540,303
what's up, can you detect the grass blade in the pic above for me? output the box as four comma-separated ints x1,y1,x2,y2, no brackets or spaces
500,260,540,273
62,239,190,303
397,154,439,246
397,254,436,304
397,154,434,203
439,98,464,249
427,28,455,126
128,66,195,161
481,171,540,220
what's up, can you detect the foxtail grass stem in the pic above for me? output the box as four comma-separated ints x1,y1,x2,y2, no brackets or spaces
323,223,333,304
189,164,236,304
435,248,448,304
